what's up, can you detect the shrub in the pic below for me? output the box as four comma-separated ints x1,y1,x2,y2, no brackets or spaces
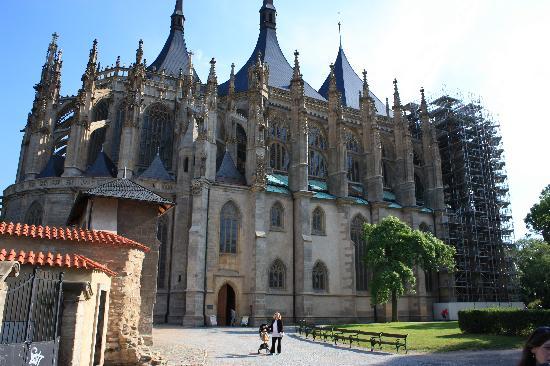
458,308,550,336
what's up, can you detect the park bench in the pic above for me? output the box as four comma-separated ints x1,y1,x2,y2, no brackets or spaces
378,332,408,353
332,328,382,351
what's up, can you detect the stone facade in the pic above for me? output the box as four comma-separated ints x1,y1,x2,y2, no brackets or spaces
3,0,454,328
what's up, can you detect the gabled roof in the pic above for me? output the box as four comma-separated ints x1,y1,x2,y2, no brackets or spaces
216,151,246,185
319,46,388,116
0,249,117,276
0,222,149,253
83,178,174,208
139,154,174,181
85,151,117,178
148,0,199,80
37,154,65,178
219,1,325,100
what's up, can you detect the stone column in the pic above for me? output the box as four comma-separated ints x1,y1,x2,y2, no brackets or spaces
251,189,268,326
293,191,313,320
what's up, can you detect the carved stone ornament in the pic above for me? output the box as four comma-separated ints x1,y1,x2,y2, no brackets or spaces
191,180,202,195
253,155,267,191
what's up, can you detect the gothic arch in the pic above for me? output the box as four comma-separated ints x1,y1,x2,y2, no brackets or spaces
312,260,329,292
138,103,174,171
308,124,328,179
87,127,106,166
24,201,43,226
311,206,325,235
219,201,241,254
92,98,110,122
52,103,76,156
268,259,286,290
345,129,361,183
270,201,284,230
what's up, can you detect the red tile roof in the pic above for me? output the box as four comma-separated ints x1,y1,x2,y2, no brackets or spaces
0,222,150,252
0,249,117,276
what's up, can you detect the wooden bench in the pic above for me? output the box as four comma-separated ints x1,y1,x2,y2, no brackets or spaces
332,328,382,351
378,332,408,353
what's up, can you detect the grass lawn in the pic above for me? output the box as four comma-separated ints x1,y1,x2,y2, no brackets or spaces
338,321,525,353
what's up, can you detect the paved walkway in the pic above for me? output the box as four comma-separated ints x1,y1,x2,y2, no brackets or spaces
153,326,521,366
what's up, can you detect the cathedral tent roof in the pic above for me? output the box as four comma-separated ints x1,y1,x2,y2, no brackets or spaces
319,46,388,116
216,151,246,185
139,153,174,181
85,151,117,178
37,154,65,178
218,1,325,100
148,0,200,80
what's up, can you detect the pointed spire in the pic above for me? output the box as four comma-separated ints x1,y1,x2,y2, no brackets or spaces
393,78,401,108
386,97,390,117
116,56,121,68
260,0,277,29
292,50,301,80
229,63,236,95
362,69,369,96
89,39,98,66
420,87,429,117
329,63,337,92
136,39,144,65
171,0,185,31
46,33,59,65
207,58,217,90
338,21,342,48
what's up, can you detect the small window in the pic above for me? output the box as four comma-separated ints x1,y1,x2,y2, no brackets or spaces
312,261,328,292
220,202,240,254
270,202,284,230
24,201,43,226
312,207,325,235
269,259,286,289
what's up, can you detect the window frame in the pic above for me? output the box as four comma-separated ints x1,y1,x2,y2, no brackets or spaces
270,202,284,231
268,259,286,290
312,261,329,292
311,207,326,236
219,202,240,255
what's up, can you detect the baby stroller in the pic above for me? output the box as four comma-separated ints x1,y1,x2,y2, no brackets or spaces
258,323,270,354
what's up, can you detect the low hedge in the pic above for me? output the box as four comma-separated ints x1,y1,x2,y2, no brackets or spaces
458,308,550,336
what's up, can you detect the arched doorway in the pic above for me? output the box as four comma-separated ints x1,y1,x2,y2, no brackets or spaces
217,284,236,326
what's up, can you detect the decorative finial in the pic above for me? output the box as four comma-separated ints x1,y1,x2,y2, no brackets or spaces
256,51,263,66
208,58,217,84
51,32,59,45
386,97,390,117
329,63,337,92
420,87,428,116
231,63,236,77
116,56,121,68
362,69,368,86
293,50,301,80
136,39,144,65
393,78,401,107
338,20,342,47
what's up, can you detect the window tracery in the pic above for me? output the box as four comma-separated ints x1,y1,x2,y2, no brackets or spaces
270,202,284,230
24,201,43,226
220,202,240,254
139,103,174,171
312,261,328,291
312,207,325,235
345,130,361,183
308,125,328,179
269,259,286,289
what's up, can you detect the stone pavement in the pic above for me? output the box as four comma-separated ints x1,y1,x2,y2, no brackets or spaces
153,326,521,366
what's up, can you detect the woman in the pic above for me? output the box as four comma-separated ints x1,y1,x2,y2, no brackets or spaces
269,312,284,355
518,326,550,366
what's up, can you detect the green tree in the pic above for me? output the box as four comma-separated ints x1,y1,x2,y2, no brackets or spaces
516,238,550,308
363,216,456,322
525,184,550,242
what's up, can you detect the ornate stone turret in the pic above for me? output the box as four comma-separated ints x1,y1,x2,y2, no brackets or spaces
360,70,383,202
245,52,269,188
327,64,348,197
288,51,308,192
63,39,99,177
420,88,445,210
392,79,416,206
116,40,146,178
20,33,63,181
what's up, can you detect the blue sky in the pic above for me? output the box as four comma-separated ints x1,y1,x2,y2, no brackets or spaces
1,0,549,238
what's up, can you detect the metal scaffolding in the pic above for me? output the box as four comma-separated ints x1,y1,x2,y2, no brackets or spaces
430,95,517,302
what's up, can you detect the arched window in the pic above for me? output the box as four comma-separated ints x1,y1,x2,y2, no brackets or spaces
236,124,247,176
415,175,425,205
220,202,240,254
270,202,284,230
52,105,76,156
139,103,174,171
308,125,327,179
345,130,361,183
269,143,288,172
311,207,325,235
269,259,286,289
24,201,43,226
92,99,109,122
87,127,106,167
157,217,169,289
110,102,125,163
351,215,368,291
312,261,328,292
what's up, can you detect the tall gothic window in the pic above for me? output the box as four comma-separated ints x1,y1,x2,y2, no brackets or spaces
269,259,286,289
308,125,328,179
157,217,169,289
87,127,106,167
270,202,284,230
236,124,247,176
139,103,174,171
345,130,361,183
220,202,240,254
312,207,325,235
92,99,109,122
269,121,289,172
382,161,391,189
415,174,425,205
52,105,76,156
24,201,43,226
110,103,125,163
351,215,368,291
312,261,328,292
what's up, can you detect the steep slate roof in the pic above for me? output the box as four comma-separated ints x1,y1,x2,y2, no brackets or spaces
216,151,246,185
148,0,199,80
83,178,174,207
219,1,325,100
85,151,117,178
139,154,174,181
37,154,65,178
0,249,117,276
319,46,388,116
0,222,150,252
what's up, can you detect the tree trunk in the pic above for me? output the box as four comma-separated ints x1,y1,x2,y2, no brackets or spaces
392,290,398,322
